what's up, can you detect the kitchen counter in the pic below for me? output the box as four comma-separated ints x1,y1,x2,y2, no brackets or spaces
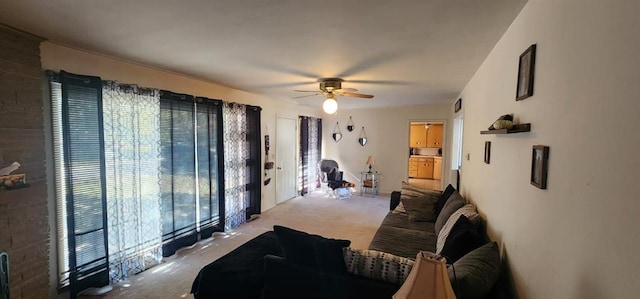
410,155,442,158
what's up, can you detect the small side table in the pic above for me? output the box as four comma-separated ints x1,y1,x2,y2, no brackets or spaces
360,171,381,196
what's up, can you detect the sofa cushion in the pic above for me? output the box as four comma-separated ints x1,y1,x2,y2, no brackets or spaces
436,204,479,254
448,242,501,299
342,248,415,285
401,196,438,222
379,212,435,232
368,225,437,259
273,225,350,274
400,182,440,222
435,191,466,235
436,184,456,215
440,215,484,263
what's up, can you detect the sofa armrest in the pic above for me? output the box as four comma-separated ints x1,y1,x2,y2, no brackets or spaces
390,191,401,211
263,255,399,299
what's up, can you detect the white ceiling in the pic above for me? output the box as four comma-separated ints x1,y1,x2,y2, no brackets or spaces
0,0,527,109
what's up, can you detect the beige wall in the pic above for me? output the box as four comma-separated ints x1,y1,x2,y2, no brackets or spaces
40,42,321,297
457,0,640,298
322,104,451,194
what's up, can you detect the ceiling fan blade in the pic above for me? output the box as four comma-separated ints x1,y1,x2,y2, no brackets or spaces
294,90,321,92
346,80,413,86
340,92,374,99
334,88,358,93
292,92,323,99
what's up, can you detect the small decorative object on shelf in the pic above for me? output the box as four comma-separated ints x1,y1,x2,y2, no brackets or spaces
481,124,531,135
488,114,514,130
358,127,368,146
0,174,28,190
481,114,531,134
346,116,355,132
531,145,549,189
516,44,537,101
332,122,343,142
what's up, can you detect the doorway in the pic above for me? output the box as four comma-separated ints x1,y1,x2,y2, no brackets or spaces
276,116,298,204
408,121,445,190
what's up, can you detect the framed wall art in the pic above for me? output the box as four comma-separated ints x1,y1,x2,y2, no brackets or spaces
516,44,536,101
530,145,549,189
484,141,491,164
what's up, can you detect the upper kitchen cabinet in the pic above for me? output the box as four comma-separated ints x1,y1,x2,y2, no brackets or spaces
426,124,443,148
410,124,427,147
411,123,443,148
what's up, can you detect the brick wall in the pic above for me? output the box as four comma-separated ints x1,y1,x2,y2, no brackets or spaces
0,24,49,298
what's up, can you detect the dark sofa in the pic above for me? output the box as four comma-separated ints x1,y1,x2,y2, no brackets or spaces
192,187,511,299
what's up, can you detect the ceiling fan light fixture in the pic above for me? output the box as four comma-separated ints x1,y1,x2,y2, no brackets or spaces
323,95,338,114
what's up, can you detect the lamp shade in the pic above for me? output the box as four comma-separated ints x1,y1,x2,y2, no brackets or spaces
393,252,456,299
323,95,338,114
366,156,375,166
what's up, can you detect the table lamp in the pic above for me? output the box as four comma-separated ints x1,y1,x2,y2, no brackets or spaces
366,156,375,173
393,251,456,299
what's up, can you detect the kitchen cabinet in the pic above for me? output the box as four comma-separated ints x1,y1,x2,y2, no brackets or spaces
433,158,442,180
417,157,434,179
411,124,443,148
409,125,427,147
408,157,418,178
426,124,443,148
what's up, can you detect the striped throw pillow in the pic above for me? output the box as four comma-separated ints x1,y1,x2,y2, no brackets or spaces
436,204,479,254
342,248,415,285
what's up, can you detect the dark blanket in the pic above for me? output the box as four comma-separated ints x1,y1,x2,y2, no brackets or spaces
190,231,283,299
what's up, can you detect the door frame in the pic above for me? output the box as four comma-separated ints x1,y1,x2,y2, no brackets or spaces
407,119,447,190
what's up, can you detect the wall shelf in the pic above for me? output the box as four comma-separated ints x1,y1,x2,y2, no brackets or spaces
481,123,531,134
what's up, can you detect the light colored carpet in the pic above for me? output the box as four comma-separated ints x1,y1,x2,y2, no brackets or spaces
80,191,390,299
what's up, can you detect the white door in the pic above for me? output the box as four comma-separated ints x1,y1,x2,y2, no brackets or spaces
276,116,297,203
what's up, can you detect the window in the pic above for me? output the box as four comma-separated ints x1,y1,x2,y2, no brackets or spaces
50,71,109,295
50,71,260,295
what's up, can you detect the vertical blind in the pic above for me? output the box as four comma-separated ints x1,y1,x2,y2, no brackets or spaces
159,92,226,256
52,71,110,297
195,97,225,239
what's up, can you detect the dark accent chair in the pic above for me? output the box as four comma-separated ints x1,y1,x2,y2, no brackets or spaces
318,159,348,190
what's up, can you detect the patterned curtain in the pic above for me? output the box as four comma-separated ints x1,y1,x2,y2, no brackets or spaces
223,102,248,229
299,116,322,195
102,81,162,283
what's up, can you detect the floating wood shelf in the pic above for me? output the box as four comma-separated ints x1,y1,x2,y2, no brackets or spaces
481,123,531,134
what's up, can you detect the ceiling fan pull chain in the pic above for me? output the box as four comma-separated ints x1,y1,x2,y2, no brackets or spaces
347,116,355,132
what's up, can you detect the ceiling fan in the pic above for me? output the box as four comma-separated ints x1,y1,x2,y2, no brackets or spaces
292,78,374,114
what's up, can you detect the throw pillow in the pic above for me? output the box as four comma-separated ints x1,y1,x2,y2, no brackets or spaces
401,181,442,198
401,196,438,222
435,191,466,235
342,248,415,285
435,184,456,215
439,215,484,263
436,204,479,254
400,182,440,222
392,201,407,214
448,242,501,299
273,225,351,274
